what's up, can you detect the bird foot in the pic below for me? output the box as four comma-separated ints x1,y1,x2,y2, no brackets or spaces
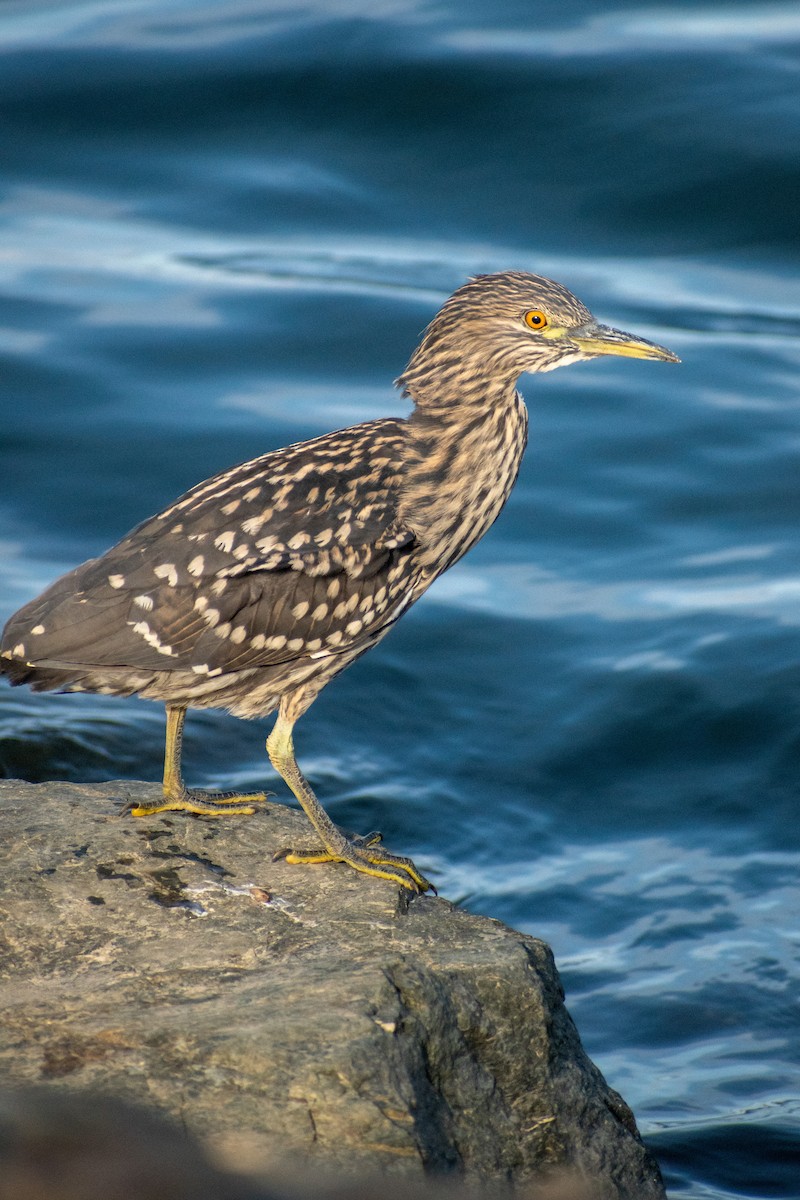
122,787,269,819
273,830,435,895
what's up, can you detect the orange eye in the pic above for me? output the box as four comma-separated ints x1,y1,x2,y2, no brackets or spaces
524,310,548,331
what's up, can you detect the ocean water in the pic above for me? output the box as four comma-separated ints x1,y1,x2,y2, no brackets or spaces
1,2,799,1195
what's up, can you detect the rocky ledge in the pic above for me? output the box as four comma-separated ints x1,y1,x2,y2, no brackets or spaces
0,779,664,1199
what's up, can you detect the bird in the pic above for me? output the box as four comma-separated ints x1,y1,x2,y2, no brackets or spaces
1,271,679,893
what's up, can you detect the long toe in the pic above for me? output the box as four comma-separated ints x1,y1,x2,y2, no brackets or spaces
274,836,433,894
351,843,434,894
124,788,267,818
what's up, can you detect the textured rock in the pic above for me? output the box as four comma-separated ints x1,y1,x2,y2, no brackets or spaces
0,779,665,1199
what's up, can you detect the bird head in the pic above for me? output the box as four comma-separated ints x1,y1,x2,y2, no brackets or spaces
398,271,679,402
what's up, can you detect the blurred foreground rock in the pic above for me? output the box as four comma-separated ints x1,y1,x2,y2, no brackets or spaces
0,780,665,1199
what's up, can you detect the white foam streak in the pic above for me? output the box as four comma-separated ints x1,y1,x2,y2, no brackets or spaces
429,562,800,628
444,6,800,58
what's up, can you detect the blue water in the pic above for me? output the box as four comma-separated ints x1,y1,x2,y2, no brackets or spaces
1,2,800,1194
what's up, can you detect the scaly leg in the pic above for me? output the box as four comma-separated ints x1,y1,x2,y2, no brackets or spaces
267,710,432,894
125,704,267,818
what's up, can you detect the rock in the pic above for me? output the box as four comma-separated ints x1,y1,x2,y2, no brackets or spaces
0,779,665,1199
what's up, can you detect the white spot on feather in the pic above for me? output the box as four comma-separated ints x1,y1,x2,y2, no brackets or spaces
242,515,265,536
108,574,125,589
31,624,45,635
153,563,178,587
188,555,205,577
131,620,175,657
215,531,236,553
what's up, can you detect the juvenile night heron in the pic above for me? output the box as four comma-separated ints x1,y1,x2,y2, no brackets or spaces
1,272,678,892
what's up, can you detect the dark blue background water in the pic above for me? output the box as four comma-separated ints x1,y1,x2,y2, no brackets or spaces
1,2,799,1194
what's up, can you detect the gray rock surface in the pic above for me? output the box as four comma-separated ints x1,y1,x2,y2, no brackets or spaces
0,779,665,1199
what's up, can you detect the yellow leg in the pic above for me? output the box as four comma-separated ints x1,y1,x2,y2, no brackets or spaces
125,705,267,818
266,712,433,894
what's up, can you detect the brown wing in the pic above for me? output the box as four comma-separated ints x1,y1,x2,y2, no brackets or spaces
1,418,418,682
